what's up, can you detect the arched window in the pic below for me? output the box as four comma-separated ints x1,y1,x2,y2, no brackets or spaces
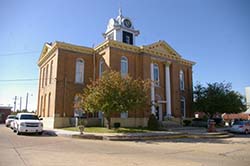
180,70,184,90
75,59,84,83
121,56,128,77
99,59,105,77
180,96,186,118
153,64,160,86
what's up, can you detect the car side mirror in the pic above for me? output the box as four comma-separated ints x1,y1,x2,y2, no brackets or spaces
39,118,43,120
15,117,18,120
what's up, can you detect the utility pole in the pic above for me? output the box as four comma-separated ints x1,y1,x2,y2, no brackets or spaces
14,96,17,112
25,93,29,111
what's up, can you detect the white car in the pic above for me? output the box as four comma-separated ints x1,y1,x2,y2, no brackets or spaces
10,120,16,129
5,115,16,127
13,113,43,135
230,120,250,134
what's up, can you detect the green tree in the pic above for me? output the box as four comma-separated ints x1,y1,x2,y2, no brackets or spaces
193,82,246,118
79,71,150,129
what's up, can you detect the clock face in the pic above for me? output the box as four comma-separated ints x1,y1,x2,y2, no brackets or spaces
124,19,132,28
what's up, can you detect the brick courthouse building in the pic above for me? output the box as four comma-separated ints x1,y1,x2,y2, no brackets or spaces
37,10,195,128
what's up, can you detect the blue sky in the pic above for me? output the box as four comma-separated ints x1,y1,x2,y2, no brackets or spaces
0,0,249,111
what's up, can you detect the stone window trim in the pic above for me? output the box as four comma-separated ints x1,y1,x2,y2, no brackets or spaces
75,58,85,84
153,63,160,86
99,59,105,78
120,111,128,119
180,70,185,91
121,56,128,77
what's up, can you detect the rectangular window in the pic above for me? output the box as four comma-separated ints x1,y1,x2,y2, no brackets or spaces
44,94,46,117
121,56,128,77
99,60,105,78
122,31,133,45
40,96,43,117
42,68,45,88
120,112,128,119
45,64,49,86
49,60,53,84
153,64,160,86
47,93,51,117
75,59,84,83
180,70,185,91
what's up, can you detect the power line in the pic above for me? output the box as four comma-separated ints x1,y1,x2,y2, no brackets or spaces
0,51,40,57
0,79,39,82
0,77,58,82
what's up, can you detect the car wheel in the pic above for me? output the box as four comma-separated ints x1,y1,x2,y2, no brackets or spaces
16,129,21,135
16,129,22,135
245,129,249,135
38,131,43,136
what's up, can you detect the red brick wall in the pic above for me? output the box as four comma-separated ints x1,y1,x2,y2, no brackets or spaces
38,44,194,120
0,109,11,123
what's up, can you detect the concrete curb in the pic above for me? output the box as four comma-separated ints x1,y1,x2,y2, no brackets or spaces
43,128,234,141
70,131,234,141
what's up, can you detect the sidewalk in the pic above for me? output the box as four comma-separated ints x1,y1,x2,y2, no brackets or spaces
43,126,233,141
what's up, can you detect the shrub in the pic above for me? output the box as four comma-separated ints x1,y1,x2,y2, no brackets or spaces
147,114,159,130
114,122,121,129
192,118,203,121
183,119,192,126
213,118,223,126
192,118,207,127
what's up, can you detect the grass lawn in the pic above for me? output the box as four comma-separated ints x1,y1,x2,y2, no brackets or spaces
62,127,151,133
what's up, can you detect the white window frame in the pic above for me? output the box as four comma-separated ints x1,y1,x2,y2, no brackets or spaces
121,56,128,77
75,59,85,84
120,111,128,119
180,70,185,90
153,64,160,86
99,59,105,78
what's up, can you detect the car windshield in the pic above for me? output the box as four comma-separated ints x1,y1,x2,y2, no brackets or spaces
20,114,39,120
7,115,16,119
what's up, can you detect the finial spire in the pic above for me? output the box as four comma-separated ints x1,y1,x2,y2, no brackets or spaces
119,7,122,16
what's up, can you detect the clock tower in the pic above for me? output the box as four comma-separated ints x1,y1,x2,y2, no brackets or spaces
103,8,140,45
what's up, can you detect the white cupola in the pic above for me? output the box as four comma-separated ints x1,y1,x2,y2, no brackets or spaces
103,8,140,45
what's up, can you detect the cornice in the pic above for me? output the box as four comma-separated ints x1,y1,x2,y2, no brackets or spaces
38,44,57,66
38,40,195,67
56,41,93,54
38,41,94,66
94,40,141,53
94,40,195,66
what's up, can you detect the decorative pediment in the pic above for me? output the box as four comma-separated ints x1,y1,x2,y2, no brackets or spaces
38,42,53,61
144,40,181,58
38,41,94,66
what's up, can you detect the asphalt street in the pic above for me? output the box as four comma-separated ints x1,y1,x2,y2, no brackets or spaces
0,124,250,166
